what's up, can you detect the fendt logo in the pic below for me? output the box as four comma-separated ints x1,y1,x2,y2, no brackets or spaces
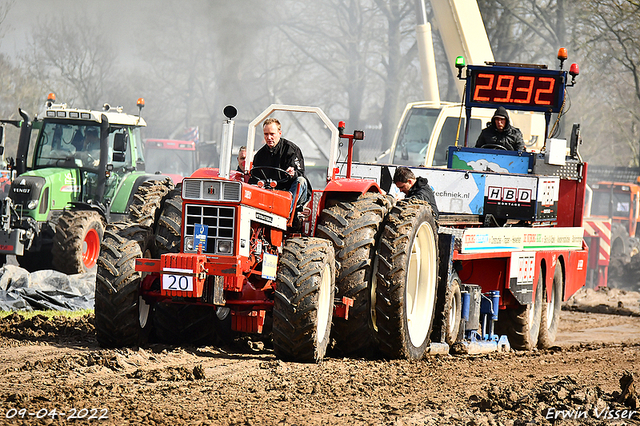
487,186,532,204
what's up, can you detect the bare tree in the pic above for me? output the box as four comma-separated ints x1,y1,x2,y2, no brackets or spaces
571,0,640,165
22,15,118,108
477,0,574,64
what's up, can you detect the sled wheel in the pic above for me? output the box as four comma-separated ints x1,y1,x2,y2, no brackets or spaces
316,192,390,356
539,265,563,348
95,223,155,347
272,237,335,362
374,200,439,360
52,210,105,274
443,272,462,346
497,267,543,350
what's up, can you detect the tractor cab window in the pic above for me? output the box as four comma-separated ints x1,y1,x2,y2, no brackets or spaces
392,108,439,166
591,189,632,217
109,128,132,170
433,118,483,166
34,121,101,169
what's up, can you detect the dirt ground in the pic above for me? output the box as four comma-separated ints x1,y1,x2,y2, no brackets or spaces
0,288,639,425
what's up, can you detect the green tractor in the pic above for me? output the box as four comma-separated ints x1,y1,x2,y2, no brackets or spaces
0,97,173,273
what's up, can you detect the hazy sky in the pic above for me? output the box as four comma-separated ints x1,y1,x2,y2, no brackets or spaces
1,0,155,58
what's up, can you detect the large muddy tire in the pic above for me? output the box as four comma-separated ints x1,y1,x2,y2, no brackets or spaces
538,265,563,348
52,210,105,274
272,238,335,362
374,200,439,360
316,192,390,355
128,178,174,228
496,269,543,351
154,187,183,254
95,223,155,347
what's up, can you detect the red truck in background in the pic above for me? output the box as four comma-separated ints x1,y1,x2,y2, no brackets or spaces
144,139,197,184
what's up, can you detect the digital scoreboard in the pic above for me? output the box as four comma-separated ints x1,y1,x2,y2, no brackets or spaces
465,65,567,113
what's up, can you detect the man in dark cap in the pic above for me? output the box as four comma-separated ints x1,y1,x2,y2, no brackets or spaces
475,106,525,151
393,167,439,219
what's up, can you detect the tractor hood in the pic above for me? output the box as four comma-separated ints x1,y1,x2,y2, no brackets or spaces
9,168,84,219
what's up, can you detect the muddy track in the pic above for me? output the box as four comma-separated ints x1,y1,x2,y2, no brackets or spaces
0,290,639,425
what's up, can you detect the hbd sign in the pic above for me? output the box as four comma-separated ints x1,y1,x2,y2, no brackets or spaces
487,186,533,204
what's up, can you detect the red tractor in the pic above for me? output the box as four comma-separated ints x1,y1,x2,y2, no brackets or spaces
95,105,439,362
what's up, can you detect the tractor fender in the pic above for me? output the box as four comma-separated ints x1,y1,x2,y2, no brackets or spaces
109,173,172,215
321,178,382,202
66,201,108,220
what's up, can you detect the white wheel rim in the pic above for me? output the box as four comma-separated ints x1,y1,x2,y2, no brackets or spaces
448,288,459,337
139,296,150,328
530,276,540,326
139,247,152,328
406,222,437,347
545,283,556,329
316,263,332,345
216,307,231,321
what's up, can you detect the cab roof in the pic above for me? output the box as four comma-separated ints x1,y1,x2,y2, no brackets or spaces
41,102,146,127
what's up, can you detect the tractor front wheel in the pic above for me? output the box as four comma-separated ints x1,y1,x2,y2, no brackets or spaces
272,238,335,362
52,210,105,274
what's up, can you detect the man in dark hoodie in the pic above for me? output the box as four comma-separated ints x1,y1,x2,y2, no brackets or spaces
475,106,525,151
252,118,310,215
393,167,439,219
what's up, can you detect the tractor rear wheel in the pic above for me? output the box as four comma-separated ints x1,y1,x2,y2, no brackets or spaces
538,265,563,348
129,178,174,228
374,200,439,360
496,269,543,350
272,238,335,362
95,223,155,347
52,210,105,274
316,192,390,356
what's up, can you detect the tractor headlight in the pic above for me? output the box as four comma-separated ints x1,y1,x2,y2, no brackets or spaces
26,200,38,210
217,239,232,254
185,236,194,251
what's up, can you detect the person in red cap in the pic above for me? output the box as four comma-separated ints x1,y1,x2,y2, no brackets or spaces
475,106,525,151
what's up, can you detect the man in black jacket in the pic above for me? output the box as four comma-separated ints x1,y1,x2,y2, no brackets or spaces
393,167,439,218
252,118,310,215
475,106,525,151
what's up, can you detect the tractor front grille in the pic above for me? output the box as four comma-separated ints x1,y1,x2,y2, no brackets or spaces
184,204,236,255
182,179,242,202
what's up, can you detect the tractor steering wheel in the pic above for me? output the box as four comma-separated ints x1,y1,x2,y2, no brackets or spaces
250,166,292,187
480,143,508,151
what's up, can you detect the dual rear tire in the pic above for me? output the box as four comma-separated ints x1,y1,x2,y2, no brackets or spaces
374,200,439,360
